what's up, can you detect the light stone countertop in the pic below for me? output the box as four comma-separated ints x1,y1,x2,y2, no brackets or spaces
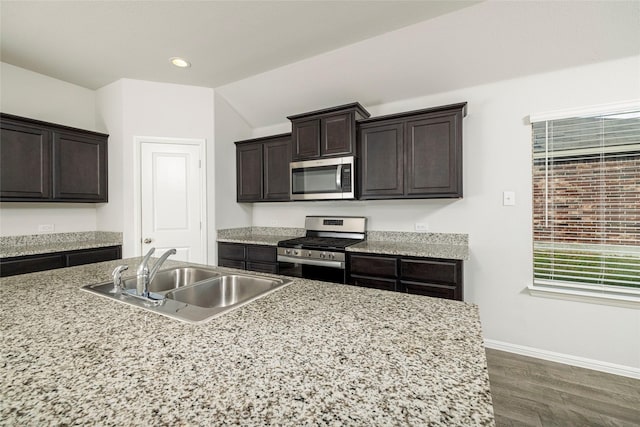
347,240,469,261
217,227,469,260
0,258,493,425
217,226,304,246
0,231,122,258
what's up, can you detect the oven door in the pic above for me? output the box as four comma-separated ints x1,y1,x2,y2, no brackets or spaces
277,256,347,284
290,156,354,200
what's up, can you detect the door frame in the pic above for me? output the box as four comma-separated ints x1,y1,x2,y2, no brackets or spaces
133,136,208,263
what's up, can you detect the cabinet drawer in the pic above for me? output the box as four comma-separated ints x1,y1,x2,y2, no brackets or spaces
401,281,459,300
246,262,278,274
65,246,121,267
0,254,65,277
218,258,245,269
247,245,276,263
349,254,397,278
350,275,397,292
400,258,461,285
218,243,246,261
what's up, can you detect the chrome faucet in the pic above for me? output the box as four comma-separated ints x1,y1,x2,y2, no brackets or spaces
136,247,177,297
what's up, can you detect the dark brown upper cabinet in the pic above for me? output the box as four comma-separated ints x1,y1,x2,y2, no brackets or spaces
236,133,291,203
53,130,107,201
357,103,466,200
0,118,52,200
0,113,108,203
288,103,370,161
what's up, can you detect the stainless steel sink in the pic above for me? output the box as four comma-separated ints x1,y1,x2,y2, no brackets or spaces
81,267,292,324
122,266,221,293
166,275,285,308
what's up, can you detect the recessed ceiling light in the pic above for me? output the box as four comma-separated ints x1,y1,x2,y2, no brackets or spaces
170,57,191,68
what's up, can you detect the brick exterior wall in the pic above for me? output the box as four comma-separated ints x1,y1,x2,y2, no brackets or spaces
533,154,640,246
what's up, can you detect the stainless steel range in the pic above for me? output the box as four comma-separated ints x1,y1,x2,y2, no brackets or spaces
277,216,366,283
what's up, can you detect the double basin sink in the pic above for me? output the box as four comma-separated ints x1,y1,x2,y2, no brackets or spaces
82,267,292,324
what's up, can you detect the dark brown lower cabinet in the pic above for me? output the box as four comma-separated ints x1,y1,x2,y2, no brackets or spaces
218,242,278,274
348,252,463,301
0,245,122,278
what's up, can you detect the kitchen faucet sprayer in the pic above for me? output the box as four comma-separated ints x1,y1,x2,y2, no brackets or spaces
111,265,129,293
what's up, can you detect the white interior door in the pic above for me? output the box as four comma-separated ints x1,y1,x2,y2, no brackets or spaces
140,141,204,263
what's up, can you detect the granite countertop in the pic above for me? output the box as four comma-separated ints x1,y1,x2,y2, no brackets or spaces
217,228,470,260
217,226,305,246
0,258,493,425
0,231,122,258
348,240,469,261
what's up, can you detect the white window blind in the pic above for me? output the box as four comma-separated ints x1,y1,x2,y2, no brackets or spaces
532,107,640,295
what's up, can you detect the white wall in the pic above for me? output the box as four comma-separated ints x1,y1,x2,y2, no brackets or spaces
0,62,99,130
213,94,253,230
0,62,100,236
242,56,640,372
95,80,125,236
96,79,215,259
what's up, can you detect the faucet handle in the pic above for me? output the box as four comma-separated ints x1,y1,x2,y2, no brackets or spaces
112,264,129,293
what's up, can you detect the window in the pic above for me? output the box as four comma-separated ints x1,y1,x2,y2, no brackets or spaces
530,103,640,302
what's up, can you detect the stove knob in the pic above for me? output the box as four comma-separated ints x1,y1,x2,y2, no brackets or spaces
320,252,326,259
285,249,291,255
307,251,312,257
294,250,299,256
330,253,336,260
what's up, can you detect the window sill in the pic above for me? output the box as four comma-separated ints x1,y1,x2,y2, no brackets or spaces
528,283,640,309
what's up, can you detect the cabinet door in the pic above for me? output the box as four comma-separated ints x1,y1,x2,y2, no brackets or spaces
358,122,404,198
292,119,320,160
349,253,397,278
405,112,462,197
263,137,291,201
53,131,107,201
0,254,65,277
351,276,397,292
218,242,246,261
236,143,263,202
246,262,278,274
218,259,246,269
401,281,459,300
0,120,52,200
65,246,122,267
321,112,353,157
247,245,277,263
400,258,461,286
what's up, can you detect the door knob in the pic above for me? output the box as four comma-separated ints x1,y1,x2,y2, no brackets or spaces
143,238,153,244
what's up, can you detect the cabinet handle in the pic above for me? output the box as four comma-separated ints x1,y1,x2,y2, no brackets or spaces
143,238,153,244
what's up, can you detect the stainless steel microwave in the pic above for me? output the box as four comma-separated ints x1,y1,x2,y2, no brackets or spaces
290,156,355,200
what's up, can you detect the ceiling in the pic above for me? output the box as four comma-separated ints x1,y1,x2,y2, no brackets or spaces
0,0,480,90
2,1,639,129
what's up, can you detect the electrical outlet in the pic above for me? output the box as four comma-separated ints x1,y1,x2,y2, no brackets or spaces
503,191,516,206
415,223,428,232
38,224,55,232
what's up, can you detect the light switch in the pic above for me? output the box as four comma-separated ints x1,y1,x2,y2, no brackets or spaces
503,191,516,206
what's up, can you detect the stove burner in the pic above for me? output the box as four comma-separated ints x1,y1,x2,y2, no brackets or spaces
278,236,363,250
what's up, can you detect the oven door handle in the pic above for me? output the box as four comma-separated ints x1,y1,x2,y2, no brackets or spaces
277,255,344,269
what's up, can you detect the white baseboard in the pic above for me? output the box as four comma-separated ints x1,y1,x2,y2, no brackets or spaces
484,339,640,380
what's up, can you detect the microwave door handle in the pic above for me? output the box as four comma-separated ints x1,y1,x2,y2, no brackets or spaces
336,164,342,188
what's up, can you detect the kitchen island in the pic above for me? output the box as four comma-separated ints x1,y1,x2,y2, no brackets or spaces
0,258,494,425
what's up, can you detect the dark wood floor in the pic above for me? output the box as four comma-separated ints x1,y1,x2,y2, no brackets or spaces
485,348,640,427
